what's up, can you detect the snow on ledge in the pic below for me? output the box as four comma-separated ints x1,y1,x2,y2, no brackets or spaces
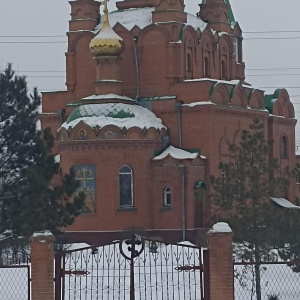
153,146,199,161
32,230,53,237
178,241,196,247
210,222,232,233
270,197,300,209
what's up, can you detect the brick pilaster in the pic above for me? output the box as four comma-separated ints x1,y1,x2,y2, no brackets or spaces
30,231,55,300
206,223,234,300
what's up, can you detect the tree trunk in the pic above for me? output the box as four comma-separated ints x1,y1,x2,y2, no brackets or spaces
254,245,262,300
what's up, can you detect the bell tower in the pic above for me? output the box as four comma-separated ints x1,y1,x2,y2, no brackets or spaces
69,0,100,31
199,0,235,32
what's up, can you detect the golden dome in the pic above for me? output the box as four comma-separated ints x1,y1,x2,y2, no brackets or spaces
89,1,124,57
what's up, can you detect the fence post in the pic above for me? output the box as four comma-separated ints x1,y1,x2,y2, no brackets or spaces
206,222,234,300
30,231,55,300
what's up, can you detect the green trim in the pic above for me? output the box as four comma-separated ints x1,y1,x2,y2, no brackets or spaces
66,107,83,123
66,102,81,107
138,96,176,102
154,148,165,157
229,85,237,99
187,148,201,155
264,89,283,113
224,0,236,25
209,82,218,96
248,89,255,100
107,110,135,118
194,181,208,189
264,93,277,114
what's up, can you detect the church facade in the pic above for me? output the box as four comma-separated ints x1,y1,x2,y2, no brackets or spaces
40,0,297,244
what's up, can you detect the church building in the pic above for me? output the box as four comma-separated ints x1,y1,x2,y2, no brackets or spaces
40,0,297,244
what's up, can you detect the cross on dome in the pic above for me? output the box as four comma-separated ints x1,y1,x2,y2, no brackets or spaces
89,0,124,57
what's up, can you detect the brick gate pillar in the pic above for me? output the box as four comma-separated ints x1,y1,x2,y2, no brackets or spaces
30,231,55,300
206,222,234,300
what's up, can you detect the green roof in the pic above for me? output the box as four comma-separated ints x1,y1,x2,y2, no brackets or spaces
225,0,236,25
66,103,136,124
194,181,208,189
202,0,236,25
264,89,282,114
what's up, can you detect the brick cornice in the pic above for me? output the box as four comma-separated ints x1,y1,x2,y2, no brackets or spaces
179,103,269,119
268,116,297,126
59,140,161,152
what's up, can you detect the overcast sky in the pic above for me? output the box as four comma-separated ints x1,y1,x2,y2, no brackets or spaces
1,0,300,143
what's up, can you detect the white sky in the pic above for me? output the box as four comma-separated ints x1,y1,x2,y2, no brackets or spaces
1,0,300,143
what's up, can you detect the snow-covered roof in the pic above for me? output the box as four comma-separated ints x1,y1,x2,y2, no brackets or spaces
182,101,216,108
81,93,134,102
61,103,166,131
96,7,154,32
94,22,123,40
95,7,207,34
153,145,199,161
184,78,248,87
270,197,300,209
186,13,207,32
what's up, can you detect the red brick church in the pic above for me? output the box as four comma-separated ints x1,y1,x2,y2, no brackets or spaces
40,0,297,244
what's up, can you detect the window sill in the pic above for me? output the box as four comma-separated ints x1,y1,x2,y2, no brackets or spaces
160,206,172,211
117,207,137,212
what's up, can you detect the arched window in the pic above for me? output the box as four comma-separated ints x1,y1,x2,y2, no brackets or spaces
119,165,133,207
186,53,192,72
280,136,288,158
163,187,171,206
204,57,209,77
221,60,226,79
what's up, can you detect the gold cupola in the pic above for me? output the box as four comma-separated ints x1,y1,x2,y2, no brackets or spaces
89,0,124,57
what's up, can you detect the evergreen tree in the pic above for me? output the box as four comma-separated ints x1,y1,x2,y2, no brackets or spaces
0,64,84,238
0,64,40,195
210,118,290,300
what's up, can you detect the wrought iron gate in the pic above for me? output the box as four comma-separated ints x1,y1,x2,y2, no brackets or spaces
55,235,208,300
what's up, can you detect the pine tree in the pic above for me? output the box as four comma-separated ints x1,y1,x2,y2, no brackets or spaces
0,64,40,195
210,118,290,300
0,64,84,238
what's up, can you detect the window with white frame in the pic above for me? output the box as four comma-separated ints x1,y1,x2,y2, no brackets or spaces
163,187,171,206
119,165,133,207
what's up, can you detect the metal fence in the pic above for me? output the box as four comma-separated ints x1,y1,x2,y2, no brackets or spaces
0,238,31,300
234,261,300,300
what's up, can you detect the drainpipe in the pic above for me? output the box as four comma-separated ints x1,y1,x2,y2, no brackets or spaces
134,45,140,102
176,101,183,147
179,164,186,241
